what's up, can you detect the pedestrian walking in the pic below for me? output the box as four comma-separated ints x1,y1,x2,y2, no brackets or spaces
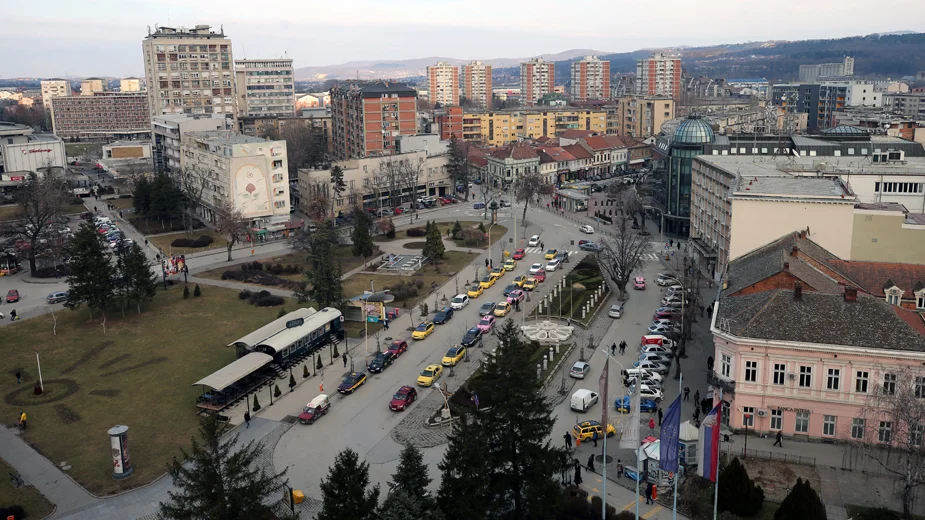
144,238,148,247
592,431,598,447
620,341,626,355
707,305,713,319
342,352,348,367
700,305,705,317
658,408,664,426
15,370,21,384
669,239,674,247
677,242,681,251
244,410,251,429
383,319,389,330
540,242,544,250
119,210,123,218
694,390,700,404
648,417,655,436
587,454,595,473
564,432,572,449
707,356,714,371
485,258,490,268
774,431,783,447
683,386,690,401
617,460,624,478
574,461,583,486
18,411,27,430
645,482,654,504
611,343,617,356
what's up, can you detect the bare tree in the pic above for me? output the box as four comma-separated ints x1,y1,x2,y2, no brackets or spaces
177,165,209,236
3,171,69,274
447,136,473,201
256,120,279,140
282,121,325,178
214,201,250,262
303,179,332,222
374,158,403,212
477,177,494,221
513,170,555,225
395,156,425,224
853,367,925,518
599,218,652,300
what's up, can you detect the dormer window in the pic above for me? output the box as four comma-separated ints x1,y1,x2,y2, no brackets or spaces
885,285,903,306
916,287,925,310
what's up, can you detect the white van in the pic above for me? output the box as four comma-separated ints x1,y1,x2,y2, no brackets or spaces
570,389,599,412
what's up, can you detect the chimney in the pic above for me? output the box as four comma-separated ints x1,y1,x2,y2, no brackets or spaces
783,261,790,271
791,245,799,257
794,282,803,300
799,229,807,239
844,286,858,302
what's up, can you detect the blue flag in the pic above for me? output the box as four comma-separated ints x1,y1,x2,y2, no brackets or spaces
659,395,682,472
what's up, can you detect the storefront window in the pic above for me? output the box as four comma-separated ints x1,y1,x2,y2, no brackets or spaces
795,411,809,433
823,415,836,436
770,410,782,430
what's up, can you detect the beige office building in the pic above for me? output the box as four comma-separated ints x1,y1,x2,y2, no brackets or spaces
234,58,295,117
40,80,71,111
141,25,236,121
120,77,142,92
80,78,105,95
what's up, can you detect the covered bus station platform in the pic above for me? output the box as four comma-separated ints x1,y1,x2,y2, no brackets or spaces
193,352,274,413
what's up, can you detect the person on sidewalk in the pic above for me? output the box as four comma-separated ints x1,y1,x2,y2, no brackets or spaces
15,370,21,384
619,341,626,355
700,305,705,317
564,432,572,449
592,431,598,447
707,305,713,319
383,319,390,330
574,460,583,486
342,353,348,367
774,430,783,447
648,417,655,436
587,454,595,473
694,390,700,404
244,410,251,429
683,386,690,401
707,356,714,371
657,408,664,427
611,343,617,356
645,481,654,505
617,460,624,478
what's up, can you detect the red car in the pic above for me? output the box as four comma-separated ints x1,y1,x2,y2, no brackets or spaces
578,240,590,246
389,386,418,411
534,270,546,282
393,207,404,215
512,248,525,260
387,339,408,357
6,289,20,303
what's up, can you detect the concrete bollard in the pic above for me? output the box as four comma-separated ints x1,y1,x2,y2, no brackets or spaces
549,346,554,361
582,309,587,320
537,363,542,379
543,355,548,371
555,342,560,355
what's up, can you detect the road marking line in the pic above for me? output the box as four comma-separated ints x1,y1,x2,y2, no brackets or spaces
642,505,663,518
590,486,600,493
620,499,640,511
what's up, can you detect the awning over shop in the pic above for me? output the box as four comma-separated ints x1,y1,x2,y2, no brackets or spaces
192,352,273,391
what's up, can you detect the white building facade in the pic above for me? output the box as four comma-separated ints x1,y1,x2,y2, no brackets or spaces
234,58,295,118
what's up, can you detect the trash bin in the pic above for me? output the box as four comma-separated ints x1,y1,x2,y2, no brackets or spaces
292,490,305,504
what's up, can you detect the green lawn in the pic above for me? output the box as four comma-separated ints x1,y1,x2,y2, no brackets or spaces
196,246,378,287
65,142,102,160
0,458,54,519
0,285,306,496
148,230,228,255
108,197,135,210
0,202,85,220
343,251,476,308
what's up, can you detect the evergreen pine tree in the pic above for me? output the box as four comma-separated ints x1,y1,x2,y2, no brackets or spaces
183,285,190,299
158,415,287,520
381,443,435,514
718,457,765,517
133,175,152,216
316,355,323,371
330,166,347,218
64,214,114,319
301,220,345,308
274,385,281,397
438,415,494,520
423,220,445,261
317,448,379,520
775,478,826,520
351,210,375,261
446,135,471,201
121,242,157,314
193,284,201,297
253,394,261,411
478,221,486,233
451,220,463,239
303,364,310,378
380,489,446,520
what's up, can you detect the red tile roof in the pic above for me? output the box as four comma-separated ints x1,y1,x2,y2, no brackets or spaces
490,142,538,161
537,146,577,163
563,144,592,159
894,306,925,336
830,260,925,299
582,135,612,151
559,129,597,139
601,135,629,148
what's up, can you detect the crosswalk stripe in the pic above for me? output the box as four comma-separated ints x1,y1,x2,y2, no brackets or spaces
642,505,664,518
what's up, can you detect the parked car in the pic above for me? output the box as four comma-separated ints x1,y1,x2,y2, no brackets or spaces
511,275,527,287
569,361,591,379
570,389,600,412
545,259,561,271
6,289,20,303
389,386,418,412
46,291,68,304
461,327,483,348
479,302,497,316
473,202,486,209
298,394,331,424
529,263,545,274
442,345,467,366
648,323,681,334
544,249,559,260
503,259,516,271
512,248,525,260
615,396,659,414
468,284,484,298
387,339,408,357
579,242,602,252
503,284,520,297
451,294,469,310
608,304,623,319
337,372,368,394
433,307,454,324
367,351,396,373
493,302,512,317
656,273,679,286
572,420,616,442
477,315,497,332
579,225,595,234
534,270,547,282
417,365,444,387
507,289,525,305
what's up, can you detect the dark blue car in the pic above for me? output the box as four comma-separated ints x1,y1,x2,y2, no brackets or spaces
473,202,486,209
434,307,454,324
614,395,659,413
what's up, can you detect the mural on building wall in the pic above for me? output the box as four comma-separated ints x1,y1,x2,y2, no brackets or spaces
233,163,271,216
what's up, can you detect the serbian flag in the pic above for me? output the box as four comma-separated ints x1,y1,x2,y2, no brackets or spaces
696,403,722,482
599,357,609,429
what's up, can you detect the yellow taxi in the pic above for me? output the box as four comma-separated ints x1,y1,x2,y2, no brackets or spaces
503,259,516,271
411,321,435,340
493,302,511,317
571,420,617,442
512,275,527,287
544,249,559,260
490,267,505,279
467,284,484,298
523,277,538,291
441,345,467,366
417,364,444,387
479,275,496,289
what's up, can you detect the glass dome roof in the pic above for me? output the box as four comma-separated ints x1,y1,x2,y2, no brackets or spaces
673,116,715,145
822,125,868,135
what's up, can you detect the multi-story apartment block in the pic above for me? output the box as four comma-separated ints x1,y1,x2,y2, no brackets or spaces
606,96,675,138
80,78,104,95
437,106,463,140
798,56,855,82
636,53,682,99
427,62,459,107
453,109,607,147
152,113,229,174
234,58,295,118
120,77,142,92
40,80,71,111
179,131,290,229
50,92,151,140
520,58,555,107
141,25,236,121
771,83,847,131
463,61,492,109
329,81,417,160
570,56,610,101
882,93,925,118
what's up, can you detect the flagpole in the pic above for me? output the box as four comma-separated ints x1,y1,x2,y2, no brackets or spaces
602,417,607,520
712,389,723,520
673,372,682,520
635,420,641,520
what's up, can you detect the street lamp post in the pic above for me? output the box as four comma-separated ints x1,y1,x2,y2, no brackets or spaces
35,351,44,392
598,349,627,520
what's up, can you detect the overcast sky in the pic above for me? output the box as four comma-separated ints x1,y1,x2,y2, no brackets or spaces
2,0,924,78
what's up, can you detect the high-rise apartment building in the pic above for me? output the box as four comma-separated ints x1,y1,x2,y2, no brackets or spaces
463,61,492,108
520,58,555,107
636,53,682,99
152,113,228,174
120,77,142,92
40,80,71,110
50,92,151,139
427,62,459,107
234,58,295,118
571,56,610,101
80,78,104,95
799,56,855,82
141,25,236,121
329,81,417,160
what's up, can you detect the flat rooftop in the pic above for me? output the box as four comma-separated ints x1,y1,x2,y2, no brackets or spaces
186,131,269,145
730,176,852,201
696,154,925,177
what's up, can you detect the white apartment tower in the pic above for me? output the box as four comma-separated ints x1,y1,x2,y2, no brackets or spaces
234,58,295,117
463,61,492,108
427,61,460,107
40,80,71,111
120,78,142,92
141,25,236,121
520,58,555,107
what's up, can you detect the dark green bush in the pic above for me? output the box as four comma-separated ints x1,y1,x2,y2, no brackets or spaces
406,227,426,237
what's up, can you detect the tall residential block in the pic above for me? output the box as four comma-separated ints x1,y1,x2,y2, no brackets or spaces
120,77,142,92
329,81,417,160
463,61,492,108
571,56,610,101
141,25,236,120
50,92,151,139
520,58,555,107
80,78,104,95
636,53,682,99
427,61,459,107
40,80,71,110
152,113,228,174
234,58,295,118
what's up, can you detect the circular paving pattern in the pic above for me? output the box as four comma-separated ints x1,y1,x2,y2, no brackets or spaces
4,378,80,407
521,320,575,345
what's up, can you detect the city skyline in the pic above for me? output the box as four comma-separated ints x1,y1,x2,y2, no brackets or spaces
2,0,924,77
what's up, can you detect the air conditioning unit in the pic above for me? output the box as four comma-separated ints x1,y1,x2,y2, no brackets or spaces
788,373,796,380
757,410,768,417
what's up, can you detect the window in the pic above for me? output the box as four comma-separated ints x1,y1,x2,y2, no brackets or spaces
272,160,283,168
887,293,900,305
879,421,892,443
856,371,869,393
916,377,925,398
851,418,865,439
799,366,812,388
743,407,755,427
773,363,786,385
912,425,924,447
827,368,840,390
745,361,757,382
795,411,809,433
823,415,836,436
884,373,897,395
720,354,732,378
770,409,782,430
918,295,925,310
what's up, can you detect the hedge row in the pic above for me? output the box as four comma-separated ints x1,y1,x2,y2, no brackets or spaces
170,235,215,248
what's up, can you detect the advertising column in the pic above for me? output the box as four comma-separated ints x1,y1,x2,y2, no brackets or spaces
108,425,134,479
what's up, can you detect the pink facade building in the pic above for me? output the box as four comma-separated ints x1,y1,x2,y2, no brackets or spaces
710,231,925,442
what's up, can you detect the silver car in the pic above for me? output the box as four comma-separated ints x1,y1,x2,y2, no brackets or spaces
569,361,591,379
608,304,623,319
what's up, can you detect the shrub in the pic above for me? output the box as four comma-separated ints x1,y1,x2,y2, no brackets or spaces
255,294,285,307
252,261,263,271
222,271,234,280
332,343,339,358
386,227,396,239
460,228,487,246
451,220,463,239
718,457,764,517
32,265,71,278
253,394,261,411
289,373,296,389
775,478,826,520
71,197,85,205
171,238,193,247
193,284,201,297
414,279,424,289
278,307,288,318
270,263,284,275
274,385,281,397
190,235,214,248
118,194,132,199
183,285,190,299
303,364,310,378
316,355,323,370
406,227,426,237
0,506,25,519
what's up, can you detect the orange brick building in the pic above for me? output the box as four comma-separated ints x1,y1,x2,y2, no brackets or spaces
635,53,682,99
427,62,459,107
570,56,610,101
329,82,417,159
437,106,463,140
463,61,492,109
